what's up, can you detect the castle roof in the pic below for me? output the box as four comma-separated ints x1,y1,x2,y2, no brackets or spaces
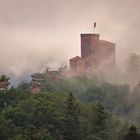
70,56,82,61
100,40,116,46
0,81,10,88
81,33,100,36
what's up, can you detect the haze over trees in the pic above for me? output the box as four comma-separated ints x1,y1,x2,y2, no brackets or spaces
0,75,140,140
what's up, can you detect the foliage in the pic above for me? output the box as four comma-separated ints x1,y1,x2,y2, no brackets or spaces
0,75,10,82
0,76,140,139
91,103,109,140
63,93,81,140
124,125,140,140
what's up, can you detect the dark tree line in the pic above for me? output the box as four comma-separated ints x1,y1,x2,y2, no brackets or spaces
0,87,139,140
0,75,140,140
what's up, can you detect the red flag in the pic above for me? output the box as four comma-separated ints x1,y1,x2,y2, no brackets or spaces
94,22,96,28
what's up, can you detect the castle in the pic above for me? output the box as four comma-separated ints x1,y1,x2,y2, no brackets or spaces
70,33,116,75
31,24,116,93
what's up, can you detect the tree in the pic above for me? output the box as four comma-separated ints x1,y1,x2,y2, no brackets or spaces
0,75,10,82
128,54,140,72
17,81,31,92
63,93,81,140
126,53,140,79
83,86,105,103
0,115,10,140
4,108,29,127
91,103,109,140
124,125,140,140
22,94,62,140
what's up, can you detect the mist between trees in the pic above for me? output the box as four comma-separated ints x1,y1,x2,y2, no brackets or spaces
0,71,140,140
0,52,140,139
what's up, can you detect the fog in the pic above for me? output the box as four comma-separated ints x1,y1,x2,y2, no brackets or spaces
0,0,140,85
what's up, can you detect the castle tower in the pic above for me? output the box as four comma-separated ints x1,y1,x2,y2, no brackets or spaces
69,22,116,75
81,34,100,59
70,56,85,75
81,34,101,71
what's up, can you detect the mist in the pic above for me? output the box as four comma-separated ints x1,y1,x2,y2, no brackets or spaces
0,0,140,85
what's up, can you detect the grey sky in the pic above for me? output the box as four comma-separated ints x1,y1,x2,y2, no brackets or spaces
0,0,140,83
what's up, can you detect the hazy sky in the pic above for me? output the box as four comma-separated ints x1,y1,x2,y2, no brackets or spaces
0,0,140,84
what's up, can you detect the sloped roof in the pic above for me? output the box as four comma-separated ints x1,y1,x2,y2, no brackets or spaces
70,56,82,61
0,81,10,87
31,73,45,78
100,40,116,46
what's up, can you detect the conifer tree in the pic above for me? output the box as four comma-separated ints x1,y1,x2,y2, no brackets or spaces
125,125,140,140
91,103,109,140
63,93,81,140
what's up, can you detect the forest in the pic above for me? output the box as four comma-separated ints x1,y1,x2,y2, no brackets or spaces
0,75,140,140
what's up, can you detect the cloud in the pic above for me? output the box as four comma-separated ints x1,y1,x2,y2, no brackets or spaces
0,0,140,85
